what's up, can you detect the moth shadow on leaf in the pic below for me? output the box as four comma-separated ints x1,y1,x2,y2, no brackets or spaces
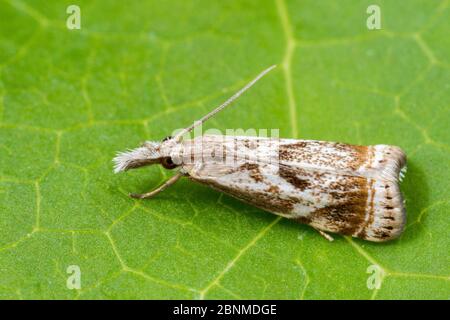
399,160,429,242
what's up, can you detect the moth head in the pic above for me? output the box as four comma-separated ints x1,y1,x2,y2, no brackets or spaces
113,138,178,173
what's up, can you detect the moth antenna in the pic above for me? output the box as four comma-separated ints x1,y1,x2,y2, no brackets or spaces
172,65,277,142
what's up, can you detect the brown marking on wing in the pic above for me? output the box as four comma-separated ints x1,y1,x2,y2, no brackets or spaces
239,163,264,182
222,145,227,163
356,179,375,239
295,175,369,236
372,229,391,240
233,138,238,163
279,141,307,161
326,175,368,200
242,139,258,150
279,166,310,191
308,204,367,236
333,143,368,170
266,185,280,194
198,180,295,214
279,141,369,170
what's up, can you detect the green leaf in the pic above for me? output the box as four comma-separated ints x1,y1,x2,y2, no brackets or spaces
0,0,449,299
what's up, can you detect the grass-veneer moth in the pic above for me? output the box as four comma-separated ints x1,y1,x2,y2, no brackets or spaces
113,65,407,242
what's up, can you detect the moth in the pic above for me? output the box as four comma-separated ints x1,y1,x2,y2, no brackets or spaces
113,65,407,242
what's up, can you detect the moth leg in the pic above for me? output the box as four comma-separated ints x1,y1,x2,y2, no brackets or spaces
187,162,204,178
314,228,334,242
130,172,182,199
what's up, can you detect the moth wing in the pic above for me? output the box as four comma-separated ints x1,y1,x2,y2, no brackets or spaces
182,135,406,182
178,135,406,241
273,137,407,241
